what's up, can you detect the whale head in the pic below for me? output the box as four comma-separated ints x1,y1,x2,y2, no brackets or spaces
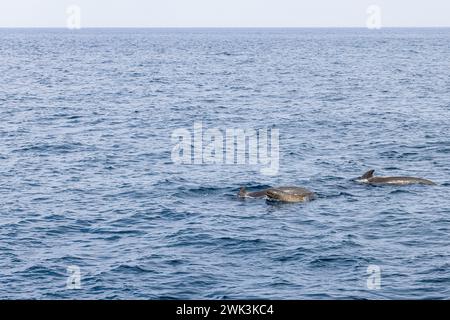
238,187,247,198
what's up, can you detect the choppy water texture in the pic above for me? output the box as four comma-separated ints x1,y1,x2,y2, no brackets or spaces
0,28,449,299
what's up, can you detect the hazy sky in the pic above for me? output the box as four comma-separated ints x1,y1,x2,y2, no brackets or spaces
1,0,449,28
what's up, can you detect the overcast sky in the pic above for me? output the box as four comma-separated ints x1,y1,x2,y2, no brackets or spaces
1,0,449,28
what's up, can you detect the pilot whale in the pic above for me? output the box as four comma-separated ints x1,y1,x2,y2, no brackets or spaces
354,170,436,186
239,186,315,203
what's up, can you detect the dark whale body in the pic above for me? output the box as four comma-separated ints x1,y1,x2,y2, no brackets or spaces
238,186,315,203
355,170,436,186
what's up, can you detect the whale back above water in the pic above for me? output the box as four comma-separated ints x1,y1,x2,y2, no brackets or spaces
239,186,315,202
356,170,436,186
266,187,316,202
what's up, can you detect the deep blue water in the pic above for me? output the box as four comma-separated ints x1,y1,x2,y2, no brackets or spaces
0,28,449,299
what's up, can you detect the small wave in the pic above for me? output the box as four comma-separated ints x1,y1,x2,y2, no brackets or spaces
389,189,416,195
13,142,83,155
111,264,157,274
173,185,237,198
319,191,356,199
214,51,237,56
17,265,65,278
308,255,364,268
272,247,313,262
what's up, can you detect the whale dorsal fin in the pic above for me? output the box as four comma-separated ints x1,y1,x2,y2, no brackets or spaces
239,187,247,197
362,170,375,179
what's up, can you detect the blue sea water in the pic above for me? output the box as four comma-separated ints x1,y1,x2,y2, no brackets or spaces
0,28,449,300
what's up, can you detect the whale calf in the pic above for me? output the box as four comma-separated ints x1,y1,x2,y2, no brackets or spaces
354,170,436,186
239,186,315,203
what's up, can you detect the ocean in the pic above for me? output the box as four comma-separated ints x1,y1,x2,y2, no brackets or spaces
0,28,449,299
